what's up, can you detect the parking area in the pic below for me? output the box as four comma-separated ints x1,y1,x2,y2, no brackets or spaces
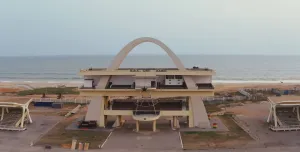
102,119,182,150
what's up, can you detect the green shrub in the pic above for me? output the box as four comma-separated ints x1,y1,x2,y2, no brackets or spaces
17,87,79,96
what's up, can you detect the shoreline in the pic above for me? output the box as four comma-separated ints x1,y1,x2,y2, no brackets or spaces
1,79,300,84
1,80,300,93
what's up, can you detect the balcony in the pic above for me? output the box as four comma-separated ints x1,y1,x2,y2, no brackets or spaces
80,85,95,89
111,100,183,111
157,85,187,89
196,83,214,89
106,82,135,89
109,85,133,89
156,82,187,89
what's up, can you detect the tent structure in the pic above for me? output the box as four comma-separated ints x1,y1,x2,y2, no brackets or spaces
267,96,300,131
0,98,33,131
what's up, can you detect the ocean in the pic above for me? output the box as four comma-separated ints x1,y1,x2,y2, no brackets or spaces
1,55,300,83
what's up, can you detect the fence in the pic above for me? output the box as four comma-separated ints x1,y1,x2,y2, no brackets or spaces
32,98,91,104
203,96,247,105
245,87,300,92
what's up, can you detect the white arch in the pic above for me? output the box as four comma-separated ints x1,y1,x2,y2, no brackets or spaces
108,37,185,70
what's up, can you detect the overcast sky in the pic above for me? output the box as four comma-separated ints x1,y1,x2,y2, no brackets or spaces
0,0,300,56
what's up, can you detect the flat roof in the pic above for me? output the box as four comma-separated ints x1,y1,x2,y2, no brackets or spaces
268,96,300,104
82,67,213,71
79,68,215,76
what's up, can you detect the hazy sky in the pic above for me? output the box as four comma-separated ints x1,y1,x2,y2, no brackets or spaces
0,0,300,56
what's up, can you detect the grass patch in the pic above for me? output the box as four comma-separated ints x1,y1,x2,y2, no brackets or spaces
205,105,222,113
17,87,79,96
183,131,223,139
36,117,110,149
218,114,251,139
181,114,252,150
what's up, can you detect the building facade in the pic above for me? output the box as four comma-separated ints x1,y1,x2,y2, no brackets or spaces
79,37,215,131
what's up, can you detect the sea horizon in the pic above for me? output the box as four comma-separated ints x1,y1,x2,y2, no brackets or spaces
1,54,300,57
1,54,300,83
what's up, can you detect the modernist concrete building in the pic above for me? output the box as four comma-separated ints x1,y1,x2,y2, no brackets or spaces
79,37,215,131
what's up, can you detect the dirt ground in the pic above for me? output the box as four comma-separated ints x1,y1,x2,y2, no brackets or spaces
181,114,253,150
35,106,110,149
226,102,300,148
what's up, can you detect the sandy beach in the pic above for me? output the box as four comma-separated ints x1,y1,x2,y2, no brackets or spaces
0,81,82,93
214,83,300,92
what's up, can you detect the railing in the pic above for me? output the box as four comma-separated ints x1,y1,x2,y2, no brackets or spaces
133,110,160,115
79,85,95,89
32,98,91,104
270,124,300,129
203,96,247,102
269,125,300,131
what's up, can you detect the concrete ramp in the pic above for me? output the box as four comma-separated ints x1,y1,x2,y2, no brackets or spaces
96,76,111,89
85,97,102,121
190,96,211,128
183,76,211,128
85,76,109,121
102,129,181,150
183,76,197,89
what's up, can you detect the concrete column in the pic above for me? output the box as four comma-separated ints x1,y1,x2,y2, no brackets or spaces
116,115,120,127
26,106,32,123
153,120,156,132
188,100,194,127
71,139,77,150
136,120,139,132
297,107,300,121
98,96,106,127
116,115,122,127
175,117,178,128
293,107,296,113
173,116,177,128
267,104,273,123
118,115,122,126
109,101,113,110
20,107,26,128
1,107,4,121
186,116,189,126
273,106,277,127
104,115,108,125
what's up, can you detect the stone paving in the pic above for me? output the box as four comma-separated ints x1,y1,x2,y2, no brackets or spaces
102,119,182,150
0,115,62,151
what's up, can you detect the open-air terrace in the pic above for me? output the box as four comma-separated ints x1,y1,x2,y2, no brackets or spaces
80,67,214,72
111,100,184,111
81,83,214,90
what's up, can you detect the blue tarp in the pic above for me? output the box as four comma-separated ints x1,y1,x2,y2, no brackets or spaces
33,102,53,107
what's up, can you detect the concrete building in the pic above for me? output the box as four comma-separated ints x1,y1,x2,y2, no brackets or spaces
78,37,215,131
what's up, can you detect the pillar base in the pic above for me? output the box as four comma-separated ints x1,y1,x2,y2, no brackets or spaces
136,120,139,132
153,120,156,132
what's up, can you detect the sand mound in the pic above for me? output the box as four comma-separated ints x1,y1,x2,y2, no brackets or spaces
0,88,20,93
